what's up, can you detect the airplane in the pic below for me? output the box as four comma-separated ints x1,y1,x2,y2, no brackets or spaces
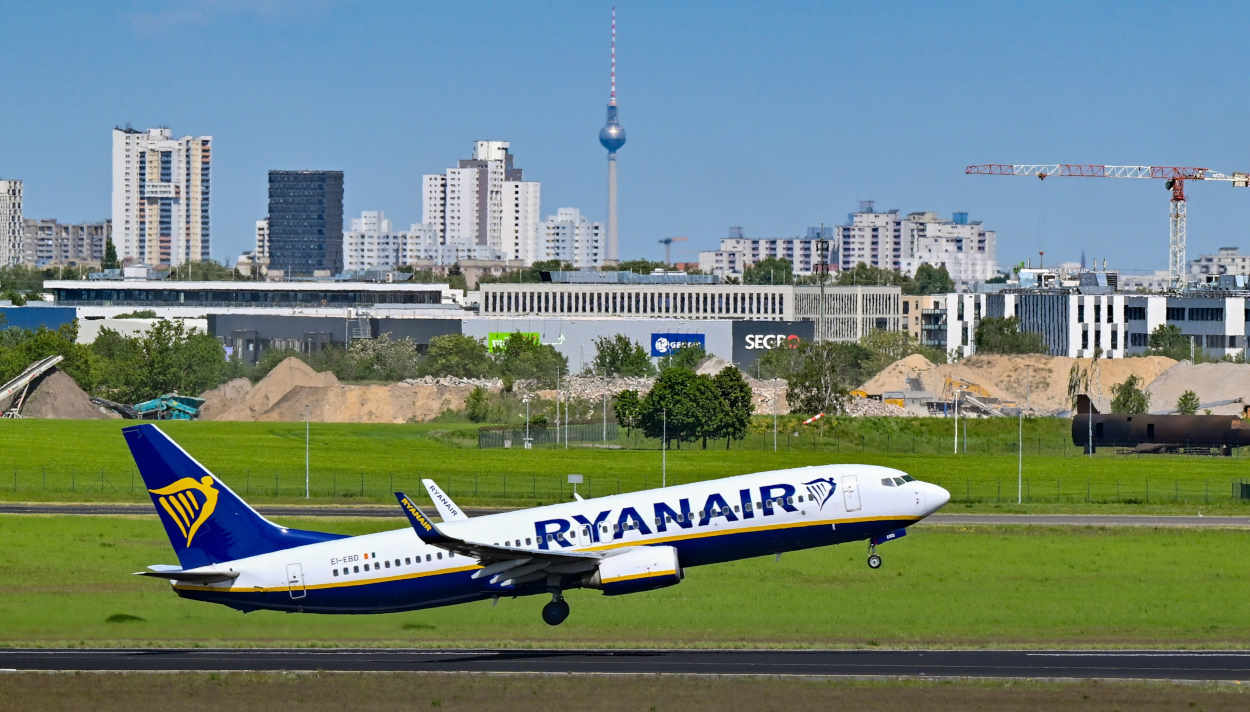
126,423,951,625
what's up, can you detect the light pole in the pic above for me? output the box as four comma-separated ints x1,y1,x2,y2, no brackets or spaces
662,407,667,488
953,391,959,454
602,392,607,442
523,395,531,449
304,408,310,499
772,385,778,453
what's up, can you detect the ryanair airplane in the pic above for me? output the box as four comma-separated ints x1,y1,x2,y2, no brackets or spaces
127,423,950,625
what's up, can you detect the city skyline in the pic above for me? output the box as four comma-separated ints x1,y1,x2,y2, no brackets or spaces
2,1,1248,272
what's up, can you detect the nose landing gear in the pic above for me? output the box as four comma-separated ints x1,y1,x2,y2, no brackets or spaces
542,590,570,626
867,542,882,569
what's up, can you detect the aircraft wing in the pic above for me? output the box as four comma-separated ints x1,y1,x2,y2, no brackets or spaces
421,478,467,521
394,492,602,586
134,564,239,584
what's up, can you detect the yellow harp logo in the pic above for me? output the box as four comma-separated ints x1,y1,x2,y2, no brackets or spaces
149,476,219,548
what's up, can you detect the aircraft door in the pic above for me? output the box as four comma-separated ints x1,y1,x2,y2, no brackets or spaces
843,475,861,512
286,563,307,600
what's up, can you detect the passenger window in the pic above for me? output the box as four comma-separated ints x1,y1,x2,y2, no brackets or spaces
332,569,338,576
425,554,431,562
745,503,753,513
384,560,390,568
756,501,762,508
437,552,443,560
527,537,533,545
353,565,359,573
363,564,370,571
405,557,411,565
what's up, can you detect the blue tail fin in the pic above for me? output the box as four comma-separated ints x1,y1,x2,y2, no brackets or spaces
123,424,344,569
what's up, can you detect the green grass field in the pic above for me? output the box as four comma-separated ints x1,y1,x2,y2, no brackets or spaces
2,514,1248,648
1,418,1249,512
4,673,1247,712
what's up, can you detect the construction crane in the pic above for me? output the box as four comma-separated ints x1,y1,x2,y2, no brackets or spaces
658,236,687,266
966,163,1250,289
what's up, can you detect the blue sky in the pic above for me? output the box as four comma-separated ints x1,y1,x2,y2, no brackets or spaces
2,0,1247,271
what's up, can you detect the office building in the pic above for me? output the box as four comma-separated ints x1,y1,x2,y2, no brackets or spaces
20,218,110,266
267,170,344,276
0,179,22,266
111,127,211,267
543,208,605,268
1191,247,1250,279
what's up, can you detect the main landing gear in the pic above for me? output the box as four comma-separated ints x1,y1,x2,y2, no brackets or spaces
542,590,570,626
867,542,882,570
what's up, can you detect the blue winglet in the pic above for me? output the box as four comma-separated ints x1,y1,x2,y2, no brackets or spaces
395,491,453,545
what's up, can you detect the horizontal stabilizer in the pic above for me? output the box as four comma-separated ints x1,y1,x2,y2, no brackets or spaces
134,564,238,584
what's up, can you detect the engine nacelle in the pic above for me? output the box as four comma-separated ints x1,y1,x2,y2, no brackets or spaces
584,545,683,596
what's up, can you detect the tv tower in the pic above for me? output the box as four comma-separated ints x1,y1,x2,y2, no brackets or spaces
598,5,626,265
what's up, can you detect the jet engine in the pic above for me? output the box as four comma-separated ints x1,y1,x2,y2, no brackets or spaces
584,545,683,596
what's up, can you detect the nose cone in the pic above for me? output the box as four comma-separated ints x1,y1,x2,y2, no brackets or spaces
925,483,951,516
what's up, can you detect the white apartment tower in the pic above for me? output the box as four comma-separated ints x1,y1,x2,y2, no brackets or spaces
544,207,605,268
0,179,22,266
840,202,998,286
111,127,212,267
421,140,540,264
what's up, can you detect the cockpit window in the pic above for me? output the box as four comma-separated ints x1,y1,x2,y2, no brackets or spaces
901,475,915,482
893,477,906,486
881,478,895,487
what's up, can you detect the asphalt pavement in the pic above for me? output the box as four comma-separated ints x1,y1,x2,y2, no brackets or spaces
3,648,1249,679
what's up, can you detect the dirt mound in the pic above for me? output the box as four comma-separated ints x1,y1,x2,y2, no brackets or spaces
206,358,338,421
260,383,477,424
20,370,116,419
198,377,252,420
861,353,1177,414
1146,362,1250,414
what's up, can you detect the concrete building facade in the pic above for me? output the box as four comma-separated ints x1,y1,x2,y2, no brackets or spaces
111,127,211,267
697,226,836,279
20,218,110,266
839,203,997,286
0,179,22,266
544,208,605,268
1191,247,1250,279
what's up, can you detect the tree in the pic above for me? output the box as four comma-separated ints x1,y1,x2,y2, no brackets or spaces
496,332,568,387
465,386,490,422
421,334,494,378
657,344,705,372
782,341,874,415
1110,374,1150,415
639,368,720,447
613,389,642,436
753,342,805,380
163,261,238,281
859,328,946,373
710,366,753,448
102,239,120,270
1176,390,1200,415
835,262,913,290
348,334,421,381
742,257,796,285
591,334,654,377
975,317,1047,354
602,259,669,274
1147,324,1191,361
909,263,955,294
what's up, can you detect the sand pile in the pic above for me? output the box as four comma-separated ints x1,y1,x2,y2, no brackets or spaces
198,377,252,420
860,353,1177,414
20,370,116,419
1146,362,1250,414
206,358,338,421
260,382,477,423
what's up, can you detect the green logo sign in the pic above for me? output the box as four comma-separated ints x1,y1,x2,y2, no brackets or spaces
487,331,540,353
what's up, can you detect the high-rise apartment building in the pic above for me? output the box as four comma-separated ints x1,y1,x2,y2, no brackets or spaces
544,208,605,268
267,170,344,276
111,127,211,267
420,140,539,264
254,218,270,262
698,225,836,278
20,218,110,266
839,202,997,286
0,179,22,266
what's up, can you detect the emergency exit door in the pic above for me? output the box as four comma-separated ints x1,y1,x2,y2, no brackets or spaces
286,563,306,600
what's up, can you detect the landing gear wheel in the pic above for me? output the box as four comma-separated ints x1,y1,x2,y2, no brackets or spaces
542,599,570,626
867,553,882,569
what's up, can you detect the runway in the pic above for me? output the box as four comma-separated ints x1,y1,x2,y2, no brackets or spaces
3,648,1249,679
3,503,1249,528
